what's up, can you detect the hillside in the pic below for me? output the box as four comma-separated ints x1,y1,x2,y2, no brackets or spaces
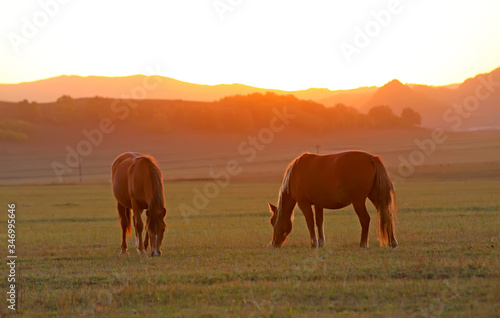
0,75,362,105
410,67,500,129
0,67,499,130
0,92,421,140
362,79,450,127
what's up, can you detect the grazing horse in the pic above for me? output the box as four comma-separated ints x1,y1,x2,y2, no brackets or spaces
111,152,167,256
269,151,398,248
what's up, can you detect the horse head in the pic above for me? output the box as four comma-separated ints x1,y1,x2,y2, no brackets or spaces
268,203,292,248
146,207,167,257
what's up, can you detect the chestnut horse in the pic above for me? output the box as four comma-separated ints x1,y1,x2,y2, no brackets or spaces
112,152,167,256
269,151,397,248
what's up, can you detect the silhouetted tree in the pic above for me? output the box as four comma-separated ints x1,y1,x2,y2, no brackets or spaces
401,107,422,126
368,105,398,127
51,95,76,123
328,103,362,128
17,99,41,121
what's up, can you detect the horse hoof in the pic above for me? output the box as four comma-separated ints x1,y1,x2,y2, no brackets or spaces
391,240,398,248
311,238,319,248
120,249,127,255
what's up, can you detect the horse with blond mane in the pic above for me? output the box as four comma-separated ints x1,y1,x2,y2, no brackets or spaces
269,151,398,248
112,152,167,256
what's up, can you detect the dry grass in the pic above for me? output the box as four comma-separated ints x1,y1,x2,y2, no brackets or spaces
1,163,499,317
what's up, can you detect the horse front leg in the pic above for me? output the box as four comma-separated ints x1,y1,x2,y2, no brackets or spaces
144,213,149,252
314,205,325,247
298,202,318,248
131,202,146,254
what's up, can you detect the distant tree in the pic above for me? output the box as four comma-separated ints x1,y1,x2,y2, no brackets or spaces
56,95,74,104
328,103,362,128
368,105,397,127
400,107,422,126
17,99,41,121
50,95,76,123
85,96,127,121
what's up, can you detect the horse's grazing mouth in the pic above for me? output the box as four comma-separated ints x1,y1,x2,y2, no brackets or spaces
151,234,161,257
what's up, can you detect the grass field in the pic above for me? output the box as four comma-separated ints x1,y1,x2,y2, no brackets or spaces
1,164,499,317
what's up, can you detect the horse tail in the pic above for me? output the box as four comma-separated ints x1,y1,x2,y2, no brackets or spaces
370,156,397,247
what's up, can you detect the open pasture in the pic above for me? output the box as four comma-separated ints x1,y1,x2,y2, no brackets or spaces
1,164,499,317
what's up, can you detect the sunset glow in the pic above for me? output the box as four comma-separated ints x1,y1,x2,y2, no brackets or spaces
1,0,500,90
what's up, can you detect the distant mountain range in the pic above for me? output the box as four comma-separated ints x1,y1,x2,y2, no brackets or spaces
1,67,499,129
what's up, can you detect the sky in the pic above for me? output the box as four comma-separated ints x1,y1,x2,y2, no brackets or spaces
1,0,499,91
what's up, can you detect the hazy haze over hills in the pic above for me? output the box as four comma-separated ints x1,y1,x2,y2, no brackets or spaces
0,67,498,129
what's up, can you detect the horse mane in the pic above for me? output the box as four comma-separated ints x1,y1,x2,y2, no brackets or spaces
136,155,165,221
277,153,307,216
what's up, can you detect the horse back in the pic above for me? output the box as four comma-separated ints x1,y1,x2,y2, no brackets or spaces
290,151,376,208
127,157,155,209
111,152,144,209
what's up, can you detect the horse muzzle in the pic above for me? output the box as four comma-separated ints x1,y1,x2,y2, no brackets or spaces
151,250,162,257
150,233,162,256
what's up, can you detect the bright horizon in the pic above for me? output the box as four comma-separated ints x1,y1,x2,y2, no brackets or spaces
1,1,500,91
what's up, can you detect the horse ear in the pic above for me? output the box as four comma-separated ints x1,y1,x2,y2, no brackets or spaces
269,203,277,227
268,203,277,215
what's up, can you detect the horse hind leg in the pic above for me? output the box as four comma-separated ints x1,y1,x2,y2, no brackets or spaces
298,202,318,248
352,200,370,248
314,206,325,247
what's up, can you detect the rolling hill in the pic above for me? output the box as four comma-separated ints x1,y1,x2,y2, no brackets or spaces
0,66,499,129
362,79,450,127
0,75,346,105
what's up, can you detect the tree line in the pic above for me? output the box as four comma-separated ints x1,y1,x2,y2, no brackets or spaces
7,92,422,140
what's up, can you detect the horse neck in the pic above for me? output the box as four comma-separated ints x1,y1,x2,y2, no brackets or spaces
277,157,297,220
277,189,295,220
145,160,164,214
146,165,164,232
149,193,164,215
